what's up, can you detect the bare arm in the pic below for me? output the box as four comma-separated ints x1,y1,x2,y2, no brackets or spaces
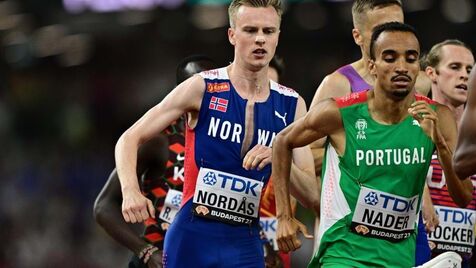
415,70,431,97
435,105,473,207
309,73,351,177
94,170,147,254
421,184,438,232
410,102,473,207
310,73,352,109
242,96,320,214
454,68,476,179
115,75,205,223
94,136,167,266
288,96,319,214
273,99,343,252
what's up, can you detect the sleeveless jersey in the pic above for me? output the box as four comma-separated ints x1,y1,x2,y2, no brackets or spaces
336,65,430,266
140,118,185,249
337,64,372,93
180,66,298,230
310,92,436,268
427,156,476,261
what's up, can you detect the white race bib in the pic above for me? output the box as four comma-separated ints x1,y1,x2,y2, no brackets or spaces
158,189,183,223
427,206,475,256
260,217,278,250
192,168,263,225
351,187,419,242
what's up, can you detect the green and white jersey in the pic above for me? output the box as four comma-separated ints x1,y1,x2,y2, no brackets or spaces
310,92,436,268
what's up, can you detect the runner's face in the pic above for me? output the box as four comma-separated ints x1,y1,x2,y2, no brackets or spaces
370,31,420,98
360,5,403,58
228,6,280,71
432,45,474,106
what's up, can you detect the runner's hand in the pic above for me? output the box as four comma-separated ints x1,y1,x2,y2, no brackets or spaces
277,216,313,252
243,144,272,171
264,242,283,268
122,189,155,223
147,250,163,268
422,204,439,233
408,101,439,142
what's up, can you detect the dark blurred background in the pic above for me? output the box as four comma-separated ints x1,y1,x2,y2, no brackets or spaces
0,0,474,267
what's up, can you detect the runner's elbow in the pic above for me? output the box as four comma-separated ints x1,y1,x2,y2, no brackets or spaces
274,132,292,151
93,197,109,225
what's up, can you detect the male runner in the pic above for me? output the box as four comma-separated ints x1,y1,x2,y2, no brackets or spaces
94,55,216,267
273,22,463,267
309,0,432,172
308,1,435,264
115,0,316,266
260,54,297,268
423,39,475,267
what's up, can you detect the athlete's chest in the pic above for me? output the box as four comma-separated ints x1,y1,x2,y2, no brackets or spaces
345,112,432,164
199,91,288,148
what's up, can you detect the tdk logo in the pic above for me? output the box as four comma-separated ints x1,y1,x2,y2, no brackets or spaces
171,193,182,207
437,208,474,225
364,192,379,206
380,193,416,213
260,219,277,232
203,172,218,186
219,174,259,196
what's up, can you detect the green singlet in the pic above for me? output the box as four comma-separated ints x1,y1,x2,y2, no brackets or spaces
310,92,436,268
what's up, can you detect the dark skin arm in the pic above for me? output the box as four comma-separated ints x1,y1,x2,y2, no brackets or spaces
455,68,476,179
94,136,168,267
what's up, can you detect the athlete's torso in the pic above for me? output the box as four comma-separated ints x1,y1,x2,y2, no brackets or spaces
178,67,298,234
312,92,436,268
427,156,476,260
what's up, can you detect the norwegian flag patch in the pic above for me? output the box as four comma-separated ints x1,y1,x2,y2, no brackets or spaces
209,96,228,112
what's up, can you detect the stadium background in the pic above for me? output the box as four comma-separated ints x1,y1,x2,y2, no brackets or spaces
0,0,475,266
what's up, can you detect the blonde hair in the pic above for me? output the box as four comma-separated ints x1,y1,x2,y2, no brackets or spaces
228,0,283,28
352,0,402,29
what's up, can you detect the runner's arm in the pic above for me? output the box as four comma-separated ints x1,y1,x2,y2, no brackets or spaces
435,105,473,207
116,75,205,223
273,99,343,252
94,136,168,256
309,73,350,177
288,96,319,214
454,69,476,179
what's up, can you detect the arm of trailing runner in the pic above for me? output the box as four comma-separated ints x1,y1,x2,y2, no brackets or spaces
288,97,320,215
94,136,168,266
289,163,320,215
272,99,343,252
422,103,473,208
94,169,153,255
434,106,473,208
454,69,476,179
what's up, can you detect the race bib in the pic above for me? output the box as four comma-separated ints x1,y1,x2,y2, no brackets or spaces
192,168,263,225
351,187,419,242
427,206,475,256
158,189,183,223
260,217,278,250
